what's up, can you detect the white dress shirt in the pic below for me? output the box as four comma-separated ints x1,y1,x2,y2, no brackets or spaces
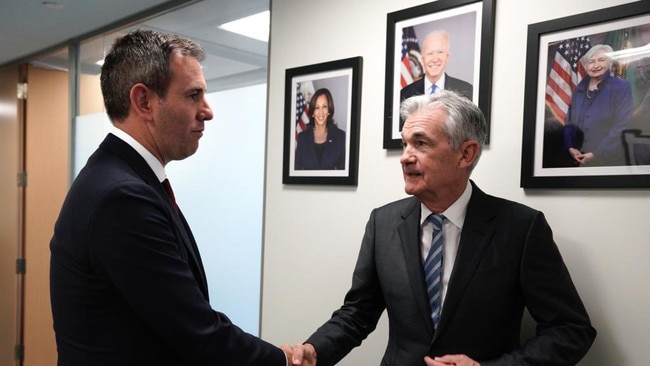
419,181,472,308
111,127,167,183
424,73,447,94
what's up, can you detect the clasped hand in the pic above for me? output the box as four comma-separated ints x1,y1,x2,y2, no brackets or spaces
425,354,480,366
281,344,480,366
568,147,594,165
281,343,316,366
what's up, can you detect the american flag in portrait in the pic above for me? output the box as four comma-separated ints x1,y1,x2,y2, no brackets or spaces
295,83,310,140
545,36,592,123
400,26,423,88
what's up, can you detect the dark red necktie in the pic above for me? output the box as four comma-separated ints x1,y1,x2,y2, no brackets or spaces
161,178,179,213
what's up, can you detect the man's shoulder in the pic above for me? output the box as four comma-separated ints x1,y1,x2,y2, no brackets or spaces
403,77,424,89
74,135,156,195
400,78,425,99
443,74,473,100
445,74,473,92
372,196,419,217
469,182,540,217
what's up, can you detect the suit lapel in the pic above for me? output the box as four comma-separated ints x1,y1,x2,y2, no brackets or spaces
442,73,450,90
416,78,425,95
397,198,436,336
434,183,496,338
100,134,210,299
175,209,210,300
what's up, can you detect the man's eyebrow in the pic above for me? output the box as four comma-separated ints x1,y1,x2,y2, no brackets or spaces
411,131,428,139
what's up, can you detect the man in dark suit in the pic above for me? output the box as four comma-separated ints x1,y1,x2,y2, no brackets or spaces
400,30,473,102
49,29,293,366
290,91,595,366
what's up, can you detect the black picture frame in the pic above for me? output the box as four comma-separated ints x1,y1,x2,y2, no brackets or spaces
282,57,363,185
521,2,650,188
383,0,496,149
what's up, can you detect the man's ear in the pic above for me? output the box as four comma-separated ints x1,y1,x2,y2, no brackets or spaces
458,140,479,169
129,83,155,121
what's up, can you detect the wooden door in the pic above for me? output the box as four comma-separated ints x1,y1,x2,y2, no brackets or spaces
21,64,69,365
0,65,21,366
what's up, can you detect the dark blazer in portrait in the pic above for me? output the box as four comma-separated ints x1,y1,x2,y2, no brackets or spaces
50,133,285,366
564,72,634,166
305,181,596,366
295,125,346,170
400,73,473,101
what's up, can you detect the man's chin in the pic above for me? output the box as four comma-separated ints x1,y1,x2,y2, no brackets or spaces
403,184,419,196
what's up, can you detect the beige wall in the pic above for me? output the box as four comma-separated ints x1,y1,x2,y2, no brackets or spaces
262,0,649,365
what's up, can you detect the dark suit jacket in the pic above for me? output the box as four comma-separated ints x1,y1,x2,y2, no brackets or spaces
306,181,595,366
295,125,346,170
50,133,285,366
400,74,473,102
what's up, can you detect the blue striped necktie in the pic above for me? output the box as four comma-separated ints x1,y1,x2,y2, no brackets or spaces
429,84,438,94
424,213,444,327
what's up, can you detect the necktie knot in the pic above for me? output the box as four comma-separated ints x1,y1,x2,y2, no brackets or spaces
429,84,438,94
428,213,443,230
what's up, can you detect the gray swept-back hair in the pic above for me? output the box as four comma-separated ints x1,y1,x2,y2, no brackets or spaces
400,90,487,171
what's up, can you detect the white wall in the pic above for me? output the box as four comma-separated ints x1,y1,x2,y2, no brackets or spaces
261,0,650,365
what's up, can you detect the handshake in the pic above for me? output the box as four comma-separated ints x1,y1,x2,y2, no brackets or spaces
279,343,481,366
281,343,317,366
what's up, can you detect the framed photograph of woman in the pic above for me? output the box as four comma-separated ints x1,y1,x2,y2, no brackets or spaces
521,1,650,188
283,57,362,186
383,0,496,149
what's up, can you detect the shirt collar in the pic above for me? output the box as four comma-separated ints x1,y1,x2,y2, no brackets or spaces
110,127,167,183
420,180,472,229
424,73,447,93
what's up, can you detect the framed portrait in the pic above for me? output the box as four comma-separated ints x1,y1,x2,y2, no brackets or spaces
383,0,496,149
282,57,363,185
521,1,650,188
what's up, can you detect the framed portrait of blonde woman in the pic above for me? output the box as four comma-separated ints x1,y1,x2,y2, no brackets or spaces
521,1,650,188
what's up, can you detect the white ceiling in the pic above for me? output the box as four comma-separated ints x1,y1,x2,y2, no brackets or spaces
0,0,269,91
